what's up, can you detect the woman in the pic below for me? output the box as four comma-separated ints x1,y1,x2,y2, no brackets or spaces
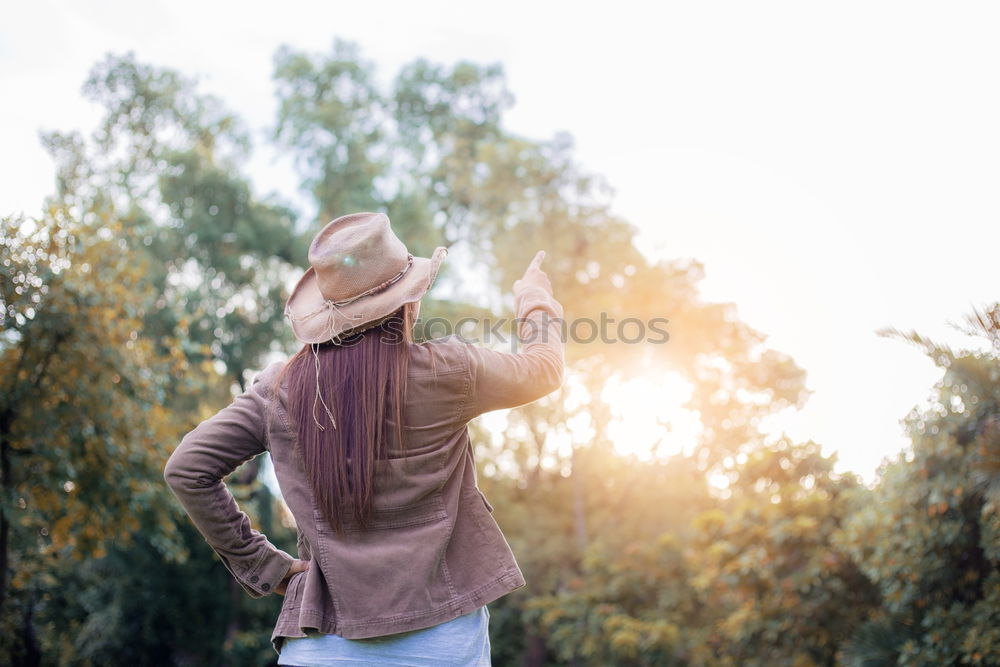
163,211,564,666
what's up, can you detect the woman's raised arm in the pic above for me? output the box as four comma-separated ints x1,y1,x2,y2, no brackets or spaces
461,251,566,419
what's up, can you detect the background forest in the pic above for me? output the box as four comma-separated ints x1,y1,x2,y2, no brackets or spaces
2,42,999,666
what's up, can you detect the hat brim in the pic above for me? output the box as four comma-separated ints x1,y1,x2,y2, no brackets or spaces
284,246,447,344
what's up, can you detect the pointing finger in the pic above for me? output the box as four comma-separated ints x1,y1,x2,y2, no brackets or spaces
528,250,546,271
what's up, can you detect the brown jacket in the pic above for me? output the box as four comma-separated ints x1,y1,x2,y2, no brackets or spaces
163,285,564,657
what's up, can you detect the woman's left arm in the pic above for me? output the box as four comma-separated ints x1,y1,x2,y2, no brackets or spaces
163,363,294,598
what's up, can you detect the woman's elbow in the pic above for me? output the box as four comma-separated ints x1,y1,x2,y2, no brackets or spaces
162,440,204,491
162,449,185,490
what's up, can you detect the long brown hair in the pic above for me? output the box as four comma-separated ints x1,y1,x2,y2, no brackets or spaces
275,302,416,534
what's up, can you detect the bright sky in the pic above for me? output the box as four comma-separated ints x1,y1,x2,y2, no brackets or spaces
3,1,998,482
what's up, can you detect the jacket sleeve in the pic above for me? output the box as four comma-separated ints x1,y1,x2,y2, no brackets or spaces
461,284,566,419
163,364,294,598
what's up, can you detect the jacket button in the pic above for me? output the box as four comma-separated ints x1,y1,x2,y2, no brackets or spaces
250,575,259,583
262,582,270,591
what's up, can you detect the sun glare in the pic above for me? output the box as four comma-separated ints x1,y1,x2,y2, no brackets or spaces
601,372,701,462
473,369,703,476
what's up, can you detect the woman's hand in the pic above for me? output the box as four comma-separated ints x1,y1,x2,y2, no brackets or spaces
275,558,310,596
512,250,552,296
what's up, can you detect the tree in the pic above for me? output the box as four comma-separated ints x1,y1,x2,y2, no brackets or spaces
688,439,877,666
838,305,1000,666
41,50,303,390
0,207,186,664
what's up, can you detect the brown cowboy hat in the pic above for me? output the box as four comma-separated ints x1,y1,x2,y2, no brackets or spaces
283,212,447,344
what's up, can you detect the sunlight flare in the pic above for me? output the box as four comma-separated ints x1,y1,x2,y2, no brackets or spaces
601,372,701,461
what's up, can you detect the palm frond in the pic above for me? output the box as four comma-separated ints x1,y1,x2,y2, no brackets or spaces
874,325,955,368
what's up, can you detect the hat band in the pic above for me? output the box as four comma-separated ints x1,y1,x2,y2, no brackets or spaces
284,254,415,325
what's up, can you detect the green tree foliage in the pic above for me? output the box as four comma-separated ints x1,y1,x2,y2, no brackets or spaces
42,51,302,389
0,206,187,663
687,440,878,666
508,454,707,666
16,52,307,664
838,315,1000,666
56,53,317,664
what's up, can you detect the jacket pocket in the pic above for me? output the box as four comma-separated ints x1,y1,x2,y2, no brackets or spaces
280,568,307,610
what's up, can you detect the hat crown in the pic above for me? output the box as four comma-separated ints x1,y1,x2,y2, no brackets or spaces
308,212,409,302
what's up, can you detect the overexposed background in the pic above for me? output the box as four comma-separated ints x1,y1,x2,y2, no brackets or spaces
3,0,997,481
